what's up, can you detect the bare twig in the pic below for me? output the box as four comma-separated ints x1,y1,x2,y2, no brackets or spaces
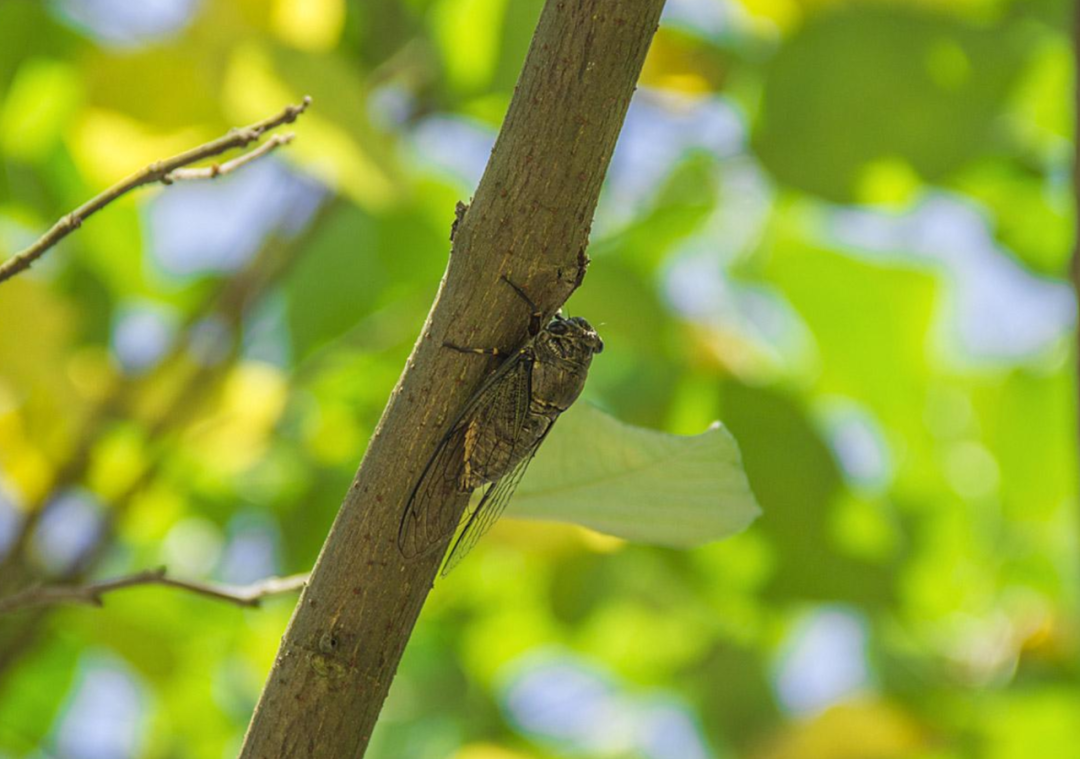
0,567,309,614
166,133,295,181
0,96,311,285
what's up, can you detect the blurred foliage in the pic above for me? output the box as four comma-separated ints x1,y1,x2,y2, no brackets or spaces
0,0,1078,757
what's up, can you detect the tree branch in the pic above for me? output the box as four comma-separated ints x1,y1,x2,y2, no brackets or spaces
165,133,295,181
0,568,308,614
0,96,311,285
239,2,667,756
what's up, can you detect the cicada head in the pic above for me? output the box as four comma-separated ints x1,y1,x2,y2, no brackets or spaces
540,313,604,365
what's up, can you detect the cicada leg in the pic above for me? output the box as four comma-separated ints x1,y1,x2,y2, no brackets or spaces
443,343,508,357
500,275,544,337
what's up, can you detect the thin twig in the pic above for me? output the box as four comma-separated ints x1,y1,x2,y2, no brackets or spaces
167,133,295,181
0,568,309,614
0,96,311,285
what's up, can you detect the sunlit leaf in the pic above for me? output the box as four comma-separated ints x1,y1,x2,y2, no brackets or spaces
185,362,289,473
984,689,1080,759
432,0,509,92
640,28,730,95
760,700,928,759
510,403,760,546
0,58,82,162
0,632,80,753
271,0,345,52
69,108,210,187
753,5,1026,201
223,44,397,209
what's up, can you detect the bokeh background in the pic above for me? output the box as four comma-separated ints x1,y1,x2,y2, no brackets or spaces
1,0,1078,757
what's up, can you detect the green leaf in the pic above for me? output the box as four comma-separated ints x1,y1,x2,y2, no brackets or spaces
508,403,760,546
0,626,80,754
752,5,1028,202
0,58,83,162
284,204,384,359
431,0,509,93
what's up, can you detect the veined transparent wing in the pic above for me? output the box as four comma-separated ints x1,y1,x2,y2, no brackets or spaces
440,424,552,575
397,351,533,559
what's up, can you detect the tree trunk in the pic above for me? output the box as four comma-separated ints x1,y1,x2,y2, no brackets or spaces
239,1,666,755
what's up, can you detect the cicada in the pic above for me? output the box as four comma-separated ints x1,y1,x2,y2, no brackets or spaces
398,277,604,573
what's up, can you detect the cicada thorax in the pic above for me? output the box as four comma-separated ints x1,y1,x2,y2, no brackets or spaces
529,349,589,413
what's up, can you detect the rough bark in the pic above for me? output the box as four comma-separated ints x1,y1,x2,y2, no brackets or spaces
239,1,666,756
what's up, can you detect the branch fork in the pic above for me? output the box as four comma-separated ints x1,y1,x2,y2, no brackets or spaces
0,566,309,614
0,96,312,285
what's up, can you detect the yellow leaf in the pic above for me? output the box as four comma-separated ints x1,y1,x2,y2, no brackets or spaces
69,108,209,187
222,44,396,209
271,0,345,51
0,404,52,505
66,346,117,403
452,744,537,759
0,280,81,491
88,424,149,502
757,700,928,759
186,362,289,473
640,29,727,95
736,0,803,35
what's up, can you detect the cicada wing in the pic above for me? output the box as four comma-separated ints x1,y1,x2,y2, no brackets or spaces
397,351,532,559
440,424,553,575
396,422,470,558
